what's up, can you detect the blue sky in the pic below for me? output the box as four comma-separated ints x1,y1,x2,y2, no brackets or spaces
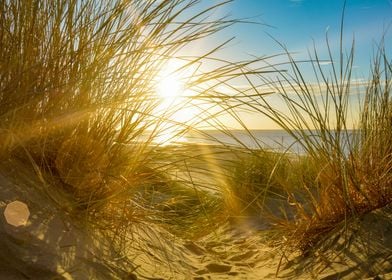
176,1,392,129
206,0,392,129
218,0,391,77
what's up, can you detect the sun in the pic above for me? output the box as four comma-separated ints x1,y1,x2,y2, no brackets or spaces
153,59,201,144
156,74,184,100
154,59,197,114
155,59,187,101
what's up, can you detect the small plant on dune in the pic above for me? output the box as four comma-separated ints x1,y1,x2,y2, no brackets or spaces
228,151,290,216
228,150,319,223
358,42,392,210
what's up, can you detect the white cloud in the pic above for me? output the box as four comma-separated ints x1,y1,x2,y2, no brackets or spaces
318,61,333,66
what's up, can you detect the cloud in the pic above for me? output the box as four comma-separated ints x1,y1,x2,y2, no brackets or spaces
318,61,332,66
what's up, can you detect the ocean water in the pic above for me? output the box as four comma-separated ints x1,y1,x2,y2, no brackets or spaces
148,128,357,154
183,129,303,152
176,129,358,154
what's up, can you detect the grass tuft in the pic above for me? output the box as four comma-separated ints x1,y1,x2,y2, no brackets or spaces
225,31,392,256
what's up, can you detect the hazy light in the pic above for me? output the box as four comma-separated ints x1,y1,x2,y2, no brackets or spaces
156,74,184,100
154,128,188,145
153,59,202,144
4,200,30,227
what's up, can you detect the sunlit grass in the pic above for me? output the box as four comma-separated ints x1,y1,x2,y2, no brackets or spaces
0,0,266,277
1,0,390,278
223,26,391,266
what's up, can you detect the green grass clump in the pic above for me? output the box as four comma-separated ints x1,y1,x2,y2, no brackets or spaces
228,151,292,216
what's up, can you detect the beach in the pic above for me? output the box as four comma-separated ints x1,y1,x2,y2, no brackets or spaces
1,143,391,279
1,0,391,278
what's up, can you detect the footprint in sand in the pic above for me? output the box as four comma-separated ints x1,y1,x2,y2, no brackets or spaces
228,250,256,262
205,263,232,273
184,241,206,256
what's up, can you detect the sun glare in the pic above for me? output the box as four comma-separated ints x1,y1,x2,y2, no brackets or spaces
153,59,202,145
155,59,200,145
155,59,189,101
156,75,184,100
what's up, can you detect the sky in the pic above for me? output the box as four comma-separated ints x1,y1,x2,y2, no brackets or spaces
222,0,391,73
164,0,392,130
206,0,392,129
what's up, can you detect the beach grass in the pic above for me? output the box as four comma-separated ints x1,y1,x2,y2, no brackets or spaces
0,0,254,277
0,0,391,279
224,25,391,263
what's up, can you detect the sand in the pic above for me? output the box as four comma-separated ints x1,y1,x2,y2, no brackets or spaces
0,152,391,279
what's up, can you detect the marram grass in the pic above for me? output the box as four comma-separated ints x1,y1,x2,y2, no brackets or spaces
224,31,391,260
0,0,391,278
0,0,265,278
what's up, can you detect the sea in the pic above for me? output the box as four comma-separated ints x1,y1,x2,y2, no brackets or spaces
153,129,357,155
184,130,300,151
